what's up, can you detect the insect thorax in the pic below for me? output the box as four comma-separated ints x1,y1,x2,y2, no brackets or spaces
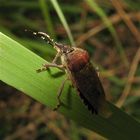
61,48,90,73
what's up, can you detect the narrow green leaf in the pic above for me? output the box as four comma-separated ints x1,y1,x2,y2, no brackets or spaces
39,0,56,38
0,32,140,140
50,0,75,46
86,0,129,67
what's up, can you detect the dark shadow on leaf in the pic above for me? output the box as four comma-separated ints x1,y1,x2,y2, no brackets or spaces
47,68,65,78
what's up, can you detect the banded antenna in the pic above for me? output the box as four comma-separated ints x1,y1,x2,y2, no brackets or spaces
25,29,59,47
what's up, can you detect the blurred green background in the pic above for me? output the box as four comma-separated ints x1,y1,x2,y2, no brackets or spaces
0,0,140,139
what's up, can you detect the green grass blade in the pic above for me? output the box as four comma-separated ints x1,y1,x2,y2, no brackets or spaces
86,0,129,67
39,0,56,38
0,32,140,140
50,0,75,46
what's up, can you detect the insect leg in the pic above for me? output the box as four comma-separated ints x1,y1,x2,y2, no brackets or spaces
53,78,68,111
36,63,64,73
52,51,61,64
36,52,64,73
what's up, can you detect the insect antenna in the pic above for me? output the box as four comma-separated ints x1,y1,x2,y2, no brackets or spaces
25,29,67,52
25,29,57,46
37,32,56,46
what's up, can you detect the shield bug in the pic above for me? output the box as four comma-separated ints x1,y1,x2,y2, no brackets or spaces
36,32,111,117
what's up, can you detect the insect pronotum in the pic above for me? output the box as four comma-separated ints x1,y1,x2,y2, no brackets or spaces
35,32,111,117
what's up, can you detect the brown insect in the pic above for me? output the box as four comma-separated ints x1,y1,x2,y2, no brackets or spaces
36,32,110,117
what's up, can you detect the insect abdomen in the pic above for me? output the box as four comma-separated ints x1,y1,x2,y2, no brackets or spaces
73,62,106,114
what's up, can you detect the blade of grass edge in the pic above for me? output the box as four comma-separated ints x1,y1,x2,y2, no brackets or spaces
86,0,129,67
0,32,140,140
50,0,75,47
39,0,56,38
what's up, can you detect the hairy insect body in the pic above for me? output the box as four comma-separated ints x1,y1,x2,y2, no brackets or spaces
36,32,110,117
62,48,106,114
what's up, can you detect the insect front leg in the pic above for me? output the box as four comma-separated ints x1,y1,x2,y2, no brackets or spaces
36,52,65,72
36,63,65,72
53,78,68,111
